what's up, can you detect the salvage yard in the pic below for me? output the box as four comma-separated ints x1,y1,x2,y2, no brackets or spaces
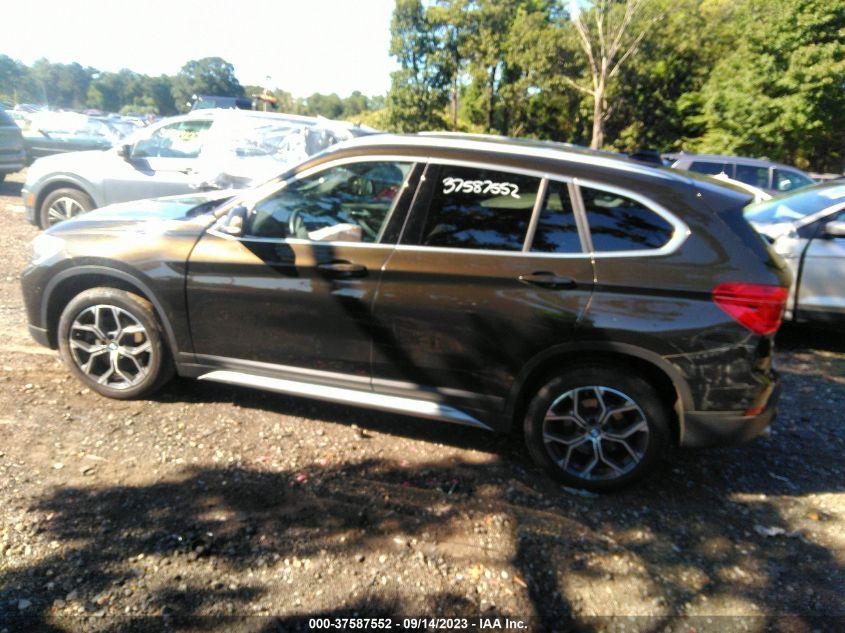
0,171,843,631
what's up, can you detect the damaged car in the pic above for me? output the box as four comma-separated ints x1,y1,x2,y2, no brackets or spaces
745,181,845,324
22,109,374,228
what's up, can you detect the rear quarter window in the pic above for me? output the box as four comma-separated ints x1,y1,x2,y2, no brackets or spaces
581,186,675,252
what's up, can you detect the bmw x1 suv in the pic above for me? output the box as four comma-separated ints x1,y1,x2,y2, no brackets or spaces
21,133,790,490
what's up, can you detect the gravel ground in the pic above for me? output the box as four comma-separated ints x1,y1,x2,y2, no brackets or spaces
0,170,843,632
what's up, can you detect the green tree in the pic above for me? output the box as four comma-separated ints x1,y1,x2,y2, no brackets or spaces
690,0,845,171
386,0,451,131
171,57,244,112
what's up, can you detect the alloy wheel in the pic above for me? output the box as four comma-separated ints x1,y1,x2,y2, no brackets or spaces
47,196,85,226
68,304,152,389
542,386,650,481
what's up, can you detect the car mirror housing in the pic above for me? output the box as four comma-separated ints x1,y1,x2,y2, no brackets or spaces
221,205,248,236
117,143,133,159
823,220,845,238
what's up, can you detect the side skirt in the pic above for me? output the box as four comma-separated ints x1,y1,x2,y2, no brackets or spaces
197,370,494,432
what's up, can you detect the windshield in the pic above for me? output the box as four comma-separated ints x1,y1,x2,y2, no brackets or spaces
744,182,845,224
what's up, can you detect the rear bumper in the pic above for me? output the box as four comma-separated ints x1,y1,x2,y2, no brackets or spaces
681,383,780,447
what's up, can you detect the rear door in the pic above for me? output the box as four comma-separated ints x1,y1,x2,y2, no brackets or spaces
371,162,594,421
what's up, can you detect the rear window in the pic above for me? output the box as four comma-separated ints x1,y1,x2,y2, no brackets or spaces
689,161,731,177
0,110,15,126
404,164,540,251
581,186,674,252
735,164,770,189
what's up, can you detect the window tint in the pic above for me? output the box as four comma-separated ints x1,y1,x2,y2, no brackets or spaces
133,120,212,158
773,169,813,192
245,161,412,242
688,161,731,176
735,164,770,189
408,165,540,251
582,186,674,252
530,180,582,253
0,110,15,126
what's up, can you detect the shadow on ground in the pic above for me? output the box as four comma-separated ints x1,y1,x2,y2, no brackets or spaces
1,452,842,631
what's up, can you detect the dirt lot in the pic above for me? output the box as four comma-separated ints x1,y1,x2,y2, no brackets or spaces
0,170,842,632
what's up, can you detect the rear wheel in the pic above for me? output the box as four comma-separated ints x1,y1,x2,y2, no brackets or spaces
39,187,94,228
524,366,670,491
57,288,174,399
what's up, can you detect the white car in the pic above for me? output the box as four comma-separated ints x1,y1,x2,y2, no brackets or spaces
23,109,375,228
745,181,845,322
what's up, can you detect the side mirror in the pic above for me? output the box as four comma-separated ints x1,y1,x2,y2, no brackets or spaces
823,221,845,238
117,143,133,159
221,205,248,236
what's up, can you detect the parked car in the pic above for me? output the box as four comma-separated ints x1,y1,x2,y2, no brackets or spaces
670,153,814,195
0,109,27,183
22,109,374,228
21,111,123,160
745,181,845,324
21,134,790,490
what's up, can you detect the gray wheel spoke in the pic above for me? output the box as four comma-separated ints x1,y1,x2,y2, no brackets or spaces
69,303,151,390
601,403,637,423
122,341,151,356
70,339,106,354
542,384,650,483
82,349,107,374
48,197,83,225
596,441,624,474
544,430,588,446
604,419,648,440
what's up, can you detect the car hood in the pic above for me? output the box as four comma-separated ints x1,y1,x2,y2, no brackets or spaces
47,190,236,236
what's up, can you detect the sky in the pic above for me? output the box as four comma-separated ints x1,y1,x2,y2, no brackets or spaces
1,0,397,97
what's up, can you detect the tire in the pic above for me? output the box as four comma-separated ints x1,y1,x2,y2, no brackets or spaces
57,288,174,400
39,187,94,228
524,366,670,492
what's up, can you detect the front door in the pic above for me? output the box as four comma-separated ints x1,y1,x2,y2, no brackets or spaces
371,163,594,418
798,209,845,319
186,158,417,381
103,119,213,205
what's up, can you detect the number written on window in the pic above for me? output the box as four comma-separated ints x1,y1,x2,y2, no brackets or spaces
442,177,520,199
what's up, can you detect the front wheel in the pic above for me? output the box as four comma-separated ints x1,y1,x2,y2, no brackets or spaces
57,288,174,399
524,366,670,491
39,187,94,228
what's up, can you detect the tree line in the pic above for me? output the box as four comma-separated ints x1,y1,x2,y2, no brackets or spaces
1,0,842,172
0,56,384,121
384,0,845,172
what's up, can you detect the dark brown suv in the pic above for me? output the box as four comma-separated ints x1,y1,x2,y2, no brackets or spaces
21,133,791,490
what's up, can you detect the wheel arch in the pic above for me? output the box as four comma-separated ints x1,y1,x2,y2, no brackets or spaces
41,266,180,357
34,177,100,228
506,342,692,445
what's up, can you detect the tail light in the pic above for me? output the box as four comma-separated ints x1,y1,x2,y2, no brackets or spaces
712,282,788,335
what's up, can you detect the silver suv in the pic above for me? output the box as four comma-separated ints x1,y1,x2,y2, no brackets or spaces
0,109,26,184
670,153,814,195
22,109,372,228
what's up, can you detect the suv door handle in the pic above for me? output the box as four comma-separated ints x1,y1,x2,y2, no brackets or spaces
317,261,368,278
518,271,576,290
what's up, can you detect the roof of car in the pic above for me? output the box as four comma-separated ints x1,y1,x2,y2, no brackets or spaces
672,152,801,171
330,132,688,182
